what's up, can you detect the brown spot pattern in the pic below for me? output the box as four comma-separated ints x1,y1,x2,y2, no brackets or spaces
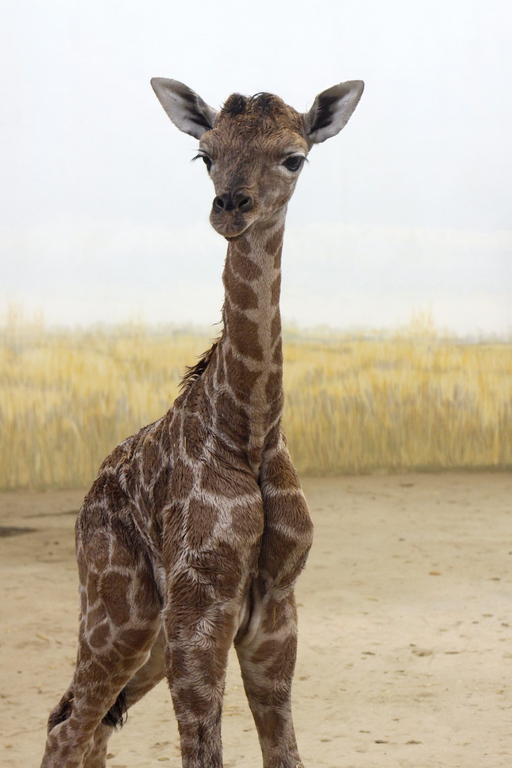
171,458,194,500
229,500,264,539
184,497,218,549
216,390,251,446
182,412,205,461
271,274,281,305
223,348,261,403
230,250,262,281
265,371,282,403
234,236,251,255
224,301,263,361
99,572,132,625
223,260,259,310
201,462,255,499
264,227,284,255
270,310,281,346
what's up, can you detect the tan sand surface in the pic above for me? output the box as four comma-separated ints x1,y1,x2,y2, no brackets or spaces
1,473,511,767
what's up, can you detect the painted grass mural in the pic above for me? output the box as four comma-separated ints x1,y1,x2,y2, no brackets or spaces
1,314,511,489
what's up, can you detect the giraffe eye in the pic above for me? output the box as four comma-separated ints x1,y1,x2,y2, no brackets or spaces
282,155,305,172
193,153,213,172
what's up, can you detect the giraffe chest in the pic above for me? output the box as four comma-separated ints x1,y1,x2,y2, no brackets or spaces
108,388,311,599
162,422,312,595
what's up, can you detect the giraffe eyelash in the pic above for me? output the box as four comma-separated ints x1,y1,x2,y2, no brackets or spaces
192,152,213,172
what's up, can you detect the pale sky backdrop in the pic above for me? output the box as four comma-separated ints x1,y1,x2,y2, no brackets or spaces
1,1,511,337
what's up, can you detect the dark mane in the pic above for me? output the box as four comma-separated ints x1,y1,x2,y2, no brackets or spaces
249,93,278,114
221,92,284,118
179,339,220,391
221,93,248,116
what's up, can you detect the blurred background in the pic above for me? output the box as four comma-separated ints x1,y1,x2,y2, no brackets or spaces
2,0,511,335
1,1,511,488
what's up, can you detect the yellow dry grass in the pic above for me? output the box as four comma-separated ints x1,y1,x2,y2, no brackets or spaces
1,313,511,489
283,329,512,474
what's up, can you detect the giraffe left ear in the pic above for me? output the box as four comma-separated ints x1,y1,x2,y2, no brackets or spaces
151,78,218,139
305,81,364,144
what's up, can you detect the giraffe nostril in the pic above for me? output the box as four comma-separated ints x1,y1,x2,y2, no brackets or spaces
235,194,254,213
213,195,226,212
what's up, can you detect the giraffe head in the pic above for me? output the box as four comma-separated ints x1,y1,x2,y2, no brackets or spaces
151,78,364,239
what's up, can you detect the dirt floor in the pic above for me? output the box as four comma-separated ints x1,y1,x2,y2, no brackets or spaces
1,473,511,768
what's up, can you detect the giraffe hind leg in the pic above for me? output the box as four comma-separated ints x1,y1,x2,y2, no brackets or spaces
41,525,162,768
80,626,166,768
101,624,166,728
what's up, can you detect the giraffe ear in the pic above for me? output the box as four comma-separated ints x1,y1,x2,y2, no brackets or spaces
304,81,364,144
151,78,218,139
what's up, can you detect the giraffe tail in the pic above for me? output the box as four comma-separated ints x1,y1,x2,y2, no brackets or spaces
102,687,128,729
47,685,128,733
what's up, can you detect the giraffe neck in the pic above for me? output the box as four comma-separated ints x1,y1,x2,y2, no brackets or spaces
208,215,286,475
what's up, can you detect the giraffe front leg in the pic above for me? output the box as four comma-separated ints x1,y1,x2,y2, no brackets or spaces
235,584,303,768
164,569,242,768
235,438,313,768
81,723,112,768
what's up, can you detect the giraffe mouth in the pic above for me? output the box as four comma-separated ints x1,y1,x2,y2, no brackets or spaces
209,209,254,239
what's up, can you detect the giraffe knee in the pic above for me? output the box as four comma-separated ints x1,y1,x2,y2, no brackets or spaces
47,688,74,734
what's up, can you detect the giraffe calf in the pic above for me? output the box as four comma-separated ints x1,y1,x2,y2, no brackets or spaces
40,76,363,768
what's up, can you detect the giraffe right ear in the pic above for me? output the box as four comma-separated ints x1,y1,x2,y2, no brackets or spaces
151,78,218,139
305,81,364,144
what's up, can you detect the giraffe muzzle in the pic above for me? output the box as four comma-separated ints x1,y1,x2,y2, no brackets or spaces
210,190,256,238
212,190,254,214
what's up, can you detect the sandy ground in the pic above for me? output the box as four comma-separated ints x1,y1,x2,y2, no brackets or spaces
1,473,511,768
